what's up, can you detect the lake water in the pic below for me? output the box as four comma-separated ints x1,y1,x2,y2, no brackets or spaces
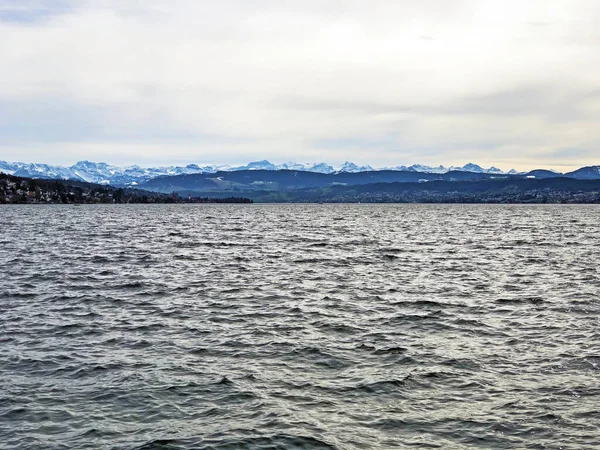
1,204,599,449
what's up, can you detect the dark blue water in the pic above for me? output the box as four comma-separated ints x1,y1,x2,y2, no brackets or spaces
1,204,599,449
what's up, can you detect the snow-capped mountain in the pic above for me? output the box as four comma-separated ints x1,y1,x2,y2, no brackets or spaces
0,159,341,184
230,160,336,173
0,159,532,185
0,161,78,180
278,162,336,173
408,164,449,174
379,163,509,174
381,164,451,173
456,163,504,174
338,161,375,173
229,160,277,171
0,160,219,185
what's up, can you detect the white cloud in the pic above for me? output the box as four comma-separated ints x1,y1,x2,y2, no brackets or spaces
0,0,599,170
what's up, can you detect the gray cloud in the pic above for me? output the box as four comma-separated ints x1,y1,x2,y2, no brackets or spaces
0,0,599,171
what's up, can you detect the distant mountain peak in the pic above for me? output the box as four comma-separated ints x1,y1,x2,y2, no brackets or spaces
461,163,484,172
338,161,374,173
3,159,597,185
564,165,600,179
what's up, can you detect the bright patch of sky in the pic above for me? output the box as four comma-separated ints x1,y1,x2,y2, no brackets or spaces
0,0,599,171
0,0,71,23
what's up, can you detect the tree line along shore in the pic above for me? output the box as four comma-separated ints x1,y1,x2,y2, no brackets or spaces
0,173,252,204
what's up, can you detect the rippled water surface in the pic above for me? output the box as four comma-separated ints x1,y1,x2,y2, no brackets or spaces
1,204,600,449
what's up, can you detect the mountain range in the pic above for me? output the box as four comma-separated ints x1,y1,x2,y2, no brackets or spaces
0,159,598,187
0,159,521,185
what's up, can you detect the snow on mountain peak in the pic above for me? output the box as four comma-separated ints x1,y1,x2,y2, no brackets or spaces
338,161,374,173
0,158,535,185
461,163,484,172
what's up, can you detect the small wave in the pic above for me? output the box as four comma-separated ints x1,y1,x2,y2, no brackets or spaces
373,346,407,355
352,377,412,393
495,296,546,305
216,376,233,385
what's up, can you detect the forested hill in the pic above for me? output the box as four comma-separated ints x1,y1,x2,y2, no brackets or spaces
247,178,600,203
138,167,600,195
0,173,251,204
0,172,178,203
139,169,496,193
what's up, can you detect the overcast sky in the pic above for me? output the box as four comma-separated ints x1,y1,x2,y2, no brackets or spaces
1,0,599,171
